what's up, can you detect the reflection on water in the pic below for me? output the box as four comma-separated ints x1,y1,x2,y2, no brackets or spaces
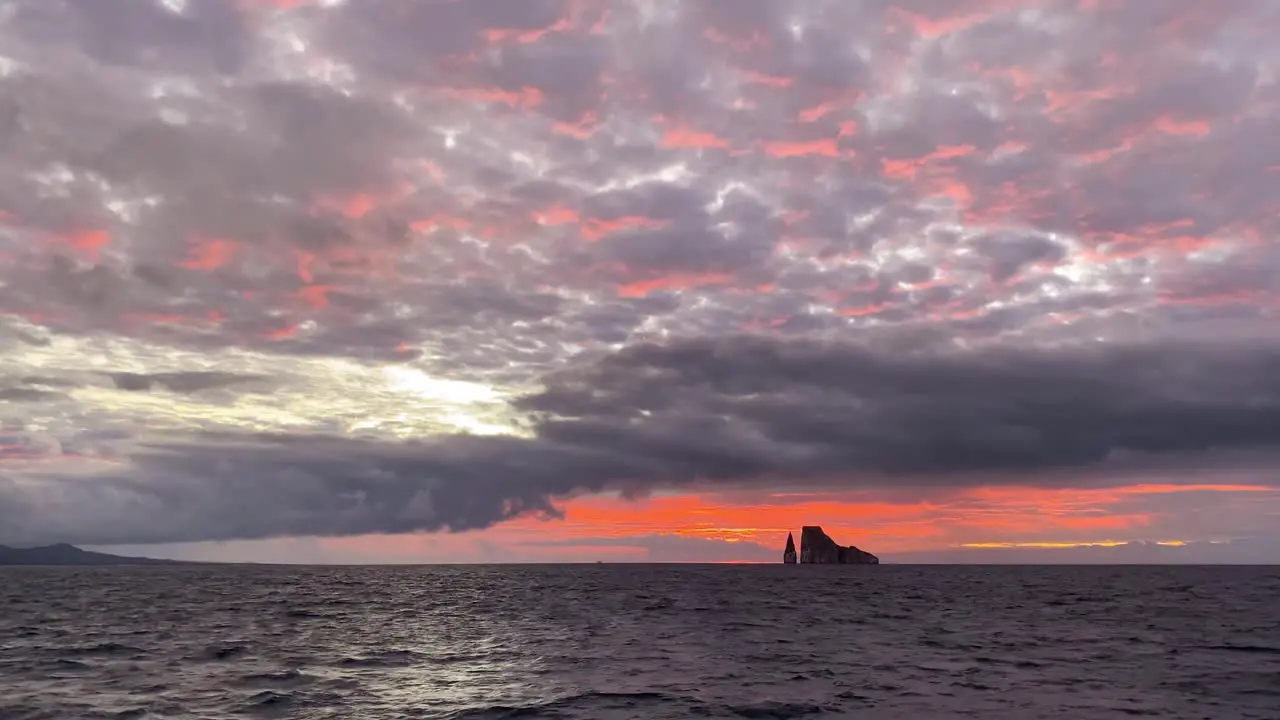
1,564,1278,719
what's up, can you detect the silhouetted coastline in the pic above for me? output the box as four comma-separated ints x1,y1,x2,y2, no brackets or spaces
0,544,194,566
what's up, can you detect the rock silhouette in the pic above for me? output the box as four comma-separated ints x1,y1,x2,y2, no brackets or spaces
793,526,879,564
783,532,797,564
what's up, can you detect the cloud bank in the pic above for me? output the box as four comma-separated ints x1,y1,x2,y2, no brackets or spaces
7,337,1280,545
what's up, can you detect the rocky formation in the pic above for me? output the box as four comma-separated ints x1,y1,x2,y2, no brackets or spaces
783,532,797,564
796,526,879,564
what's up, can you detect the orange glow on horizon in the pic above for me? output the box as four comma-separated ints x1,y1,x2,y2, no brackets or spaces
492,482,1279,555
298,478,1279,563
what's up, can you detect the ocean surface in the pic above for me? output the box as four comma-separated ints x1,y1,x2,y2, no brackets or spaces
1,565,1277,720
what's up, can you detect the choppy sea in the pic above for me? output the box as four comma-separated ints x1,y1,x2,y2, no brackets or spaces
1,564,1277,719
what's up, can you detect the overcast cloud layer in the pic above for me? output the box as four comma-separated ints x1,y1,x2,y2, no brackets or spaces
2,0,1280,549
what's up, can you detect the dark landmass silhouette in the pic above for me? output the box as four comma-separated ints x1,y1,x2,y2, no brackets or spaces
789,526,879,564
0,543,194,566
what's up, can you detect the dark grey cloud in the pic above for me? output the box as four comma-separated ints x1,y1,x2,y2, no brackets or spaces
524,336,1280,476
0,373,77,402
965,231,1067,284
5,0,250,74
106,371,273,394
0,386,65,402
8,336,1280,545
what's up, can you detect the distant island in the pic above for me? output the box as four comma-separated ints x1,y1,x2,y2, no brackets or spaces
783,526,879,564
0,543,192,566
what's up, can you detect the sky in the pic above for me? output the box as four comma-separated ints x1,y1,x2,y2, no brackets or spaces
1,0,1279,564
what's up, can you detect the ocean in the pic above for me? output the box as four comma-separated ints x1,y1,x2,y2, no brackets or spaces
1,564,1277,719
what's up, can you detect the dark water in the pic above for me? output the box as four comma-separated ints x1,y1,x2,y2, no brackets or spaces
1,565,1278,719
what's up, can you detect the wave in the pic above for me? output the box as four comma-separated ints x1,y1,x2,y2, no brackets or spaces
338,649,420,668
242,690,294,712
237,669,308,685
68,642,144,656
203,644,249,661
446,692,830,720
1200,644,1280,655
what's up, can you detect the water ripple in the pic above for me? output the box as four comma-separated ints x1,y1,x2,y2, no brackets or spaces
0,565,1277,719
